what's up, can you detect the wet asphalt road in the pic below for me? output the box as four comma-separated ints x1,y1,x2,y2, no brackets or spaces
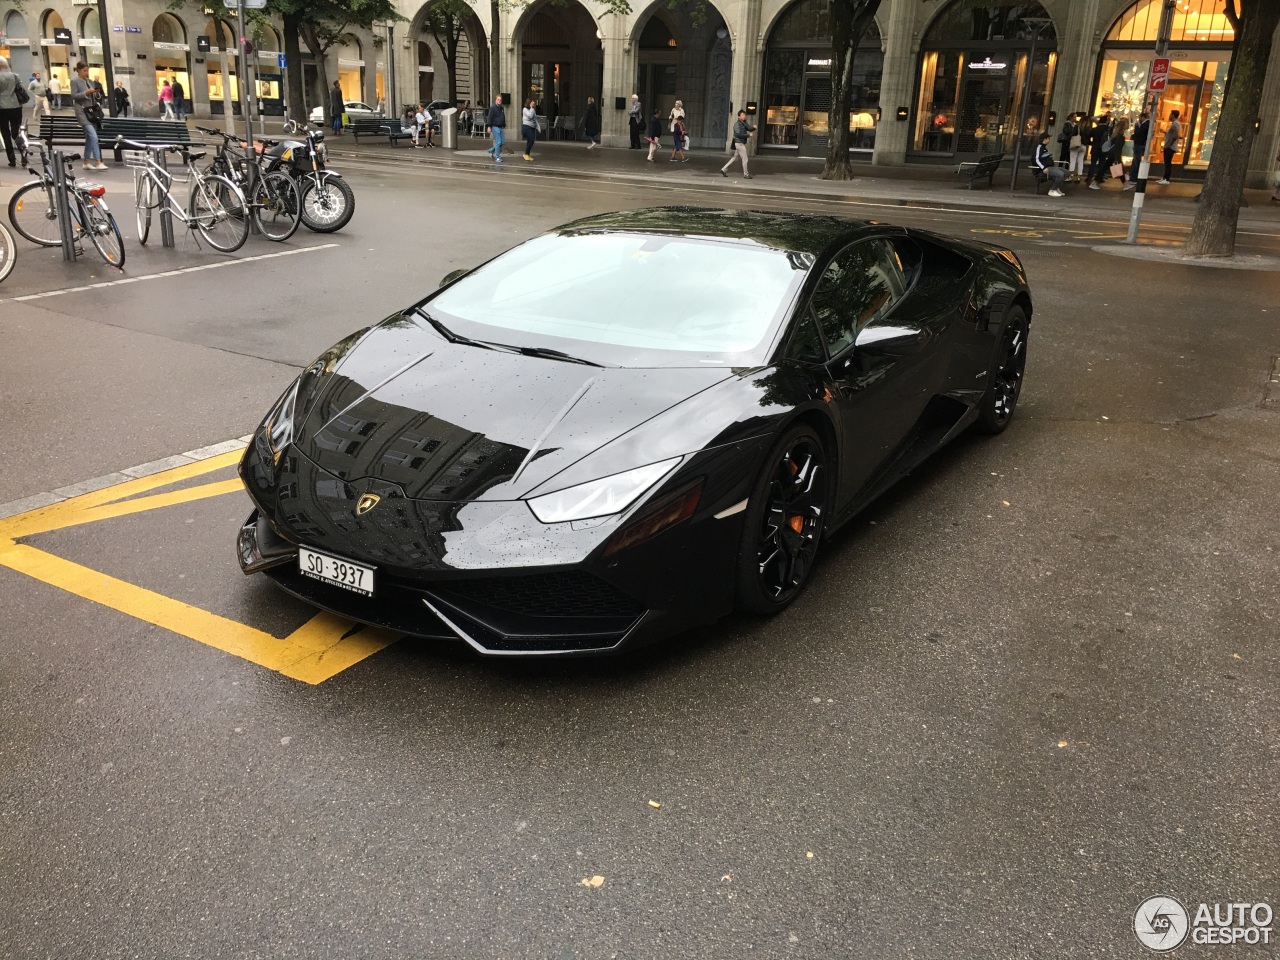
0,158,1277,959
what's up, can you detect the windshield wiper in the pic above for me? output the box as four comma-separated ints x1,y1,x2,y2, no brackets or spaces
483,342,606,367
412,308,493,350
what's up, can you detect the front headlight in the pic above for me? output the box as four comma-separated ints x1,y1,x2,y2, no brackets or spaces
263,382,300,461
526,458,681,524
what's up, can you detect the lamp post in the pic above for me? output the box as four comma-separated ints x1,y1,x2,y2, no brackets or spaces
1124,0,1176,244
374,19,396,117
1009,17,1052,193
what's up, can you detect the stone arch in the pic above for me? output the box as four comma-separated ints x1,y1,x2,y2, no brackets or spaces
408,0,488,105
758,0,889,55
512,0,603,123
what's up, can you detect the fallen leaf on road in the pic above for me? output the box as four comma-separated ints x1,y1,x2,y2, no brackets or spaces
721,873,733,883
1233,654,1242,660
1057,741,1069,748
648,800,662,809
1002,500,1011,506
806,851,814,859
581,875,605,888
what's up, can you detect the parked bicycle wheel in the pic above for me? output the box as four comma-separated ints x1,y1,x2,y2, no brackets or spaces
81,195,125,269
8,181,63,247
301,175,354,233
134,172,159,246
189,174,249,253
252,171,302,242
0,220,16,284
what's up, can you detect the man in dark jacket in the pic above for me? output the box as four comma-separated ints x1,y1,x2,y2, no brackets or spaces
1086,112,1111,185
486,94,506,162
628,94,642,148
329,81,344,134
720,109,755,179
583,96,600,149
1125,111,1150,188
171,77,185,120
111,80,130,117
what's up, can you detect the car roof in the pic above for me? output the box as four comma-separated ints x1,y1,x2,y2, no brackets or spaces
555,207,881,258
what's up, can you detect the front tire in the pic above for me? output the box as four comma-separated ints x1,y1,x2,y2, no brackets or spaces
8,181,62,247
300,174,354,233
974,306,1029,434
735,425,829,615
252,171,302,242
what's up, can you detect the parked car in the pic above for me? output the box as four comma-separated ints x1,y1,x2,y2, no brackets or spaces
237,207,1033,657
309,101,383,125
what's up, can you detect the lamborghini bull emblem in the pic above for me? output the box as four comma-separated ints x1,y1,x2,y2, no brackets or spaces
355,493,381,516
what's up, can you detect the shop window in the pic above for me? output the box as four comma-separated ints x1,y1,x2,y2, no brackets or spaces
914,52,961,152
763,50,803,146
1108,0,1234,43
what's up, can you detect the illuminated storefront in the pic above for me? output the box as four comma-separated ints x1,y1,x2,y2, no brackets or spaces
152,14,191,113
761,0,881,157
77,9,105,89
252,25,285,115
1094,0,1233,175
910,1,1056,164
41,11,71,92
204,18,240,116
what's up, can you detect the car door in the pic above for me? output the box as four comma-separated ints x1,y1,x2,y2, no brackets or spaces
807,237,923,508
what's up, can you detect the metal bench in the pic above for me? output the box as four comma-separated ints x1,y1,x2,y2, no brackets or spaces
955,152,1005,189
100,117,194,162
1028,161,1070,194
349,117,413,145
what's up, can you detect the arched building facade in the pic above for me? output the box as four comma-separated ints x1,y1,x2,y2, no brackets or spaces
5,0,1276,184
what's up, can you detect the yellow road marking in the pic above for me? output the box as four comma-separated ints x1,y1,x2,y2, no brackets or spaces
0,452,400,684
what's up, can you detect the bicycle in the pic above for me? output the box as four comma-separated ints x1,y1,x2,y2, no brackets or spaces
0,219,16,284
7,134,126,269
194,126,302,242
120,136,249,253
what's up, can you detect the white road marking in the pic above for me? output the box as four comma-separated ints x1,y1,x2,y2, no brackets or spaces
1,243,339,304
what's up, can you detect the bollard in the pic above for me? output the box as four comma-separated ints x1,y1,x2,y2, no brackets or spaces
157,147,175,248
52,149,77,262
438,107,458,150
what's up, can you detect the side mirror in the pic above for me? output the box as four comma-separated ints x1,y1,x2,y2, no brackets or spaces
439,268,468,288
854,324,922,353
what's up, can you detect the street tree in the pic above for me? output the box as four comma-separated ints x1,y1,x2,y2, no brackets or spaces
821,0,883,181
1182,0,1280,258
421,0,479,103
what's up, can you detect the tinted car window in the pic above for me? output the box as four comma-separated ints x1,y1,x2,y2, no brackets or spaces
784,309,826,363
811,239,909,355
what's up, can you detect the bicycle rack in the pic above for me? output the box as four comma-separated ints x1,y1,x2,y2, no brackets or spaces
52,149,77,262
155,147,175,248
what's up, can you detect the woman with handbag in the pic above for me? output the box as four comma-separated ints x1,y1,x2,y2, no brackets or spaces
1090,116,1127,190
70,61,107,170
0,56,26,168
1067,113,1088,182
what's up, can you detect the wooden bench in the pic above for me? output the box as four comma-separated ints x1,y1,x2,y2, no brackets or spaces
955,153,1004,189
101,117,194,162
37,115,88,146
349,117,413,145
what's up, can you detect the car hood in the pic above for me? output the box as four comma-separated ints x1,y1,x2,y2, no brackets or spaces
294,319,734,502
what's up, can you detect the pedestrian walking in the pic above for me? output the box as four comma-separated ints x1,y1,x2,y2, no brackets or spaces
159,80,175,119
171,77,185,120
329,80,345,134
70,62,106,170
1034,132,1066,197
1090,116,1126,189
720,109,755,178
583,96,600,149
28,71,50,117
670,115,687,162
645,109,662,162
112,80,130,117
628,94,642,149
0,58,23,168
1159,110,1181,184
522,98,538,161
48,73,61,110
486,94,506,162
1086,113,1112,186
1125,111,1150,188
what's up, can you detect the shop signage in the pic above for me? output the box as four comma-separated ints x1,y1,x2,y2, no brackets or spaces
967,57,1008,71
51,27,73,45
196,36,211,52
255,49,281,59
807,58,831,68
154,42,190,52
6,37,31,46
80,37,102,48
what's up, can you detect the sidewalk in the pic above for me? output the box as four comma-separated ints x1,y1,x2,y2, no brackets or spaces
318,133,1280,228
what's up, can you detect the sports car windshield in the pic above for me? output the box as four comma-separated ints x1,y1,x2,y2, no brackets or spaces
427,231,808,367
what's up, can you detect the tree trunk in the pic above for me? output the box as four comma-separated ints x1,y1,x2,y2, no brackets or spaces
300,23,333,125
283,12,306,125
821,1,881,182
447,30,461,104
490,0,501,103
1183,0,1280,257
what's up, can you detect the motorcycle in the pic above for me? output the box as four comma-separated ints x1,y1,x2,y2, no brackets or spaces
261,125,355,234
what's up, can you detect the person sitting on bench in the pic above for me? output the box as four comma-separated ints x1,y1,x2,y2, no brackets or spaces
1035,132,1066,197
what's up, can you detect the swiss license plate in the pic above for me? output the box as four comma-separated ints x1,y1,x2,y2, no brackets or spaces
298,547,375,597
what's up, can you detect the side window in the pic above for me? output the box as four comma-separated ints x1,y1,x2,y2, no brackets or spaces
784,309,827,363
811,239,909,355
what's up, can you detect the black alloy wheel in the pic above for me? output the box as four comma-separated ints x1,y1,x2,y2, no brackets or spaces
975,306,1029,434
735,425,828,615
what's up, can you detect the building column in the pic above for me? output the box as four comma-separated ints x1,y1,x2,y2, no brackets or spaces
873,0,916,166
727,0,762,153
1050,0,1100,124
599,13,633,147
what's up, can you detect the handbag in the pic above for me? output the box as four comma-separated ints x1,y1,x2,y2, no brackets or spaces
1101,138,1113,153
85,101,104,124
1109,162,1125,179
14,80,30,106
1069,134,1082,150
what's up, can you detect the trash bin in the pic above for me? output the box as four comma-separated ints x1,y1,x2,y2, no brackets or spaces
438,107,458,149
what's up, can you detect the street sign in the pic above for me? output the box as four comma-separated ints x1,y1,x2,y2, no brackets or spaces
1149,57,1170,90
1149,75,1167,91
278,54,287,69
